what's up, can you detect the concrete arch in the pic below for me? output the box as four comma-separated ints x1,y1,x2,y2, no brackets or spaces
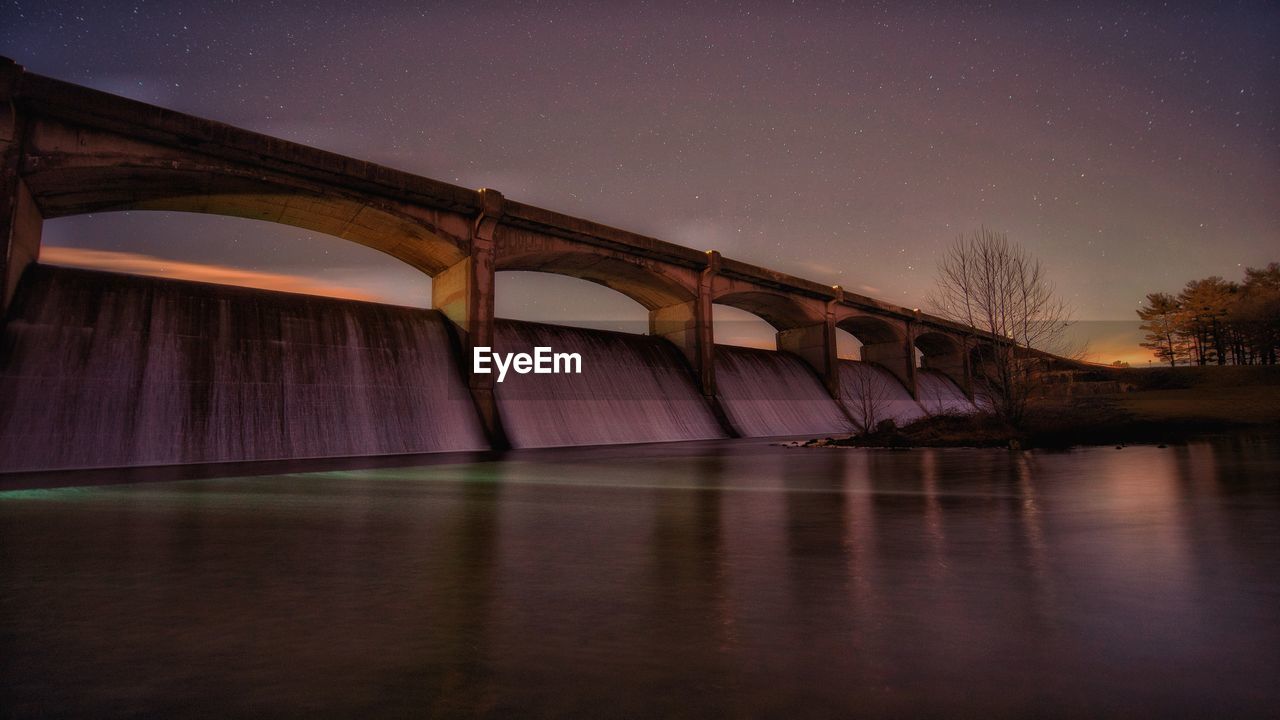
970,343,998,366
711,289,824,331
835,313,907,345
833,311,914,391
23,163,471,276
495,249,696,311
914,330,971,396
914,330,963,361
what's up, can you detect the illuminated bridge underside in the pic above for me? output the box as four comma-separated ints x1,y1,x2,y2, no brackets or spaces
0,56,1009,459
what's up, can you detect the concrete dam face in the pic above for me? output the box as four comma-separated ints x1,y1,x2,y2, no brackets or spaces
0,267,975,471
714,346,853,437
0,266,488,472
493,320,727,448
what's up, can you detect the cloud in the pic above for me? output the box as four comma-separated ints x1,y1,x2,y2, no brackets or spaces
39,246,381,302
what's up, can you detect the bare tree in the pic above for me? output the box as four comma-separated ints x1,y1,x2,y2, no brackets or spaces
841,362,897,434
927,228,1074,426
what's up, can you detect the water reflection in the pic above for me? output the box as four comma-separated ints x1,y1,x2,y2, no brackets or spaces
2,435,1278,717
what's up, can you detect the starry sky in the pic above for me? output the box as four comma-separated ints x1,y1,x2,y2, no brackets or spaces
2,1,1277,363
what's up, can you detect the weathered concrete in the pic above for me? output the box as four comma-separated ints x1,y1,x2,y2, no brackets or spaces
0,176,40,311
836,310,917,397
915,330,972,398
0,56,1006,450
432,188,505,446
0,60,41,310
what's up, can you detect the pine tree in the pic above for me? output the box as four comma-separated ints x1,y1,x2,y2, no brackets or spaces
1137,293,1184,367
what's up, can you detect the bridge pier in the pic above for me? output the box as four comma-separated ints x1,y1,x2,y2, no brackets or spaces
0,60,41,315
432,188,507,448
915,328,974,400
777,320,839,398
649,250,719,399
861,333,917,399
920,353,972,398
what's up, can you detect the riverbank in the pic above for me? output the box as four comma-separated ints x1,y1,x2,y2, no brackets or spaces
807,366,1280,449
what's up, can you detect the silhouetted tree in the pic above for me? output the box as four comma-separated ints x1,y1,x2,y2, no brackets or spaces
1137,292,1186,367
1137,263,1279,366
842,362,897,434
1233,263,1280,364
1177,277,1234,365
928,228,1073,426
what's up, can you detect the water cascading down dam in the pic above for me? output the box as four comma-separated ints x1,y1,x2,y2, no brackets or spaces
492,320,727,448
0,265,978,470
714,346,853,437
0,265,489,472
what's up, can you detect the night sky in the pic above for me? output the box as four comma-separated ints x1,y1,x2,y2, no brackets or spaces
3,1,1277,362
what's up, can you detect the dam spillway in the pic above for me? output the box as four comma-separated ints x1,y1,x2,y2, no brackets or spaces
837,359,927,429
917,369,978,416
0,266,979,471
493,320,727,448
714,345,853,437
0,265,487,472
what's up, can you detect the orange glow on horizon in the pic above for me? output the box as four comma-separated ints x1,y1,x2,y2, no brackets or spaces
39,246,382,303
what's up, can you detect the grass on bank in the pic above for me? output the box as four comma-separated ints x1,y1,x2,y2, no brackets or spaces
809,365,1280,450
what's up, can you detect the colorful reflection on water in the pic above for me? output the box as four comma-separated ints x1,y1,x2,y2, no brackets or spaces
2,435,1278,717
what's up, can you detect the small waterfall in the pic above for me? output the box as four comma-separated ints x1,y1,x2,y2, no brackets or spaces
493,320,727,448
714,345,851,437
916,369,976,416
0,266,487,471
837,360,926,430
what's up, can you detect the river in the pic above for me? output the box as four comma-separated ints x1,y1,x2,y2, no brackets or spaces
2,434,1278,717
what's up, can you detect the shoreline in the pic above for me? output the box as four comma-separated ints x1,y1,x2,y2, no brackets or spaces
802,376,1280,450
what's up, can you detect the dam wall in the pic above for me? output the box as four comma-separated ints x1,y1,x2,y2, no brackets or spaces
0,266,487,472
0,267,981,470
917,369,978,416
493,320,727,448
714,345,853,437
837,360,928,430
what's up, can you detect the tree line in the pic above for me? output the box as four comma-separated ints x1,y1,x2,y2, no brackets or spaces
1137,263,1280,366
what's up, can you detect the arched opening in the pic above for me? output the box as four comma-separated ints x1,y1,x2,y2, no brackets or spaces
711,304,779,349
494,271,649,334
713,291,823,332
970,344,997,372
835,315,905,362
495,249,695,316
39,211,432,306
26,165,470,276
913,330,972,413
835,329,863,360
711,290,825,350
914,331,962,370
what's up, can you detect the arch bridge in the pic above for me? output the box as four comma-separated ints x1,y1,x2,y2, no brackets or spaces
0,58,1001,442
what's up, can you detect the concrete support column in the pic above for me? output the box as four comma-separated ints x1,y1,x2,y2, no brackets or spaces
0,58,40,316
649,250,719,398
920,338,972,398
921,348,967,394
777,292,840,398
432,188,505,447
860,320,917,399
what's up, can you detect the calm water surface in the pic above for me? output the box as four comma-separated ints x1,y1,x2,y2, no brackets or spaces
3,436,1279,718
